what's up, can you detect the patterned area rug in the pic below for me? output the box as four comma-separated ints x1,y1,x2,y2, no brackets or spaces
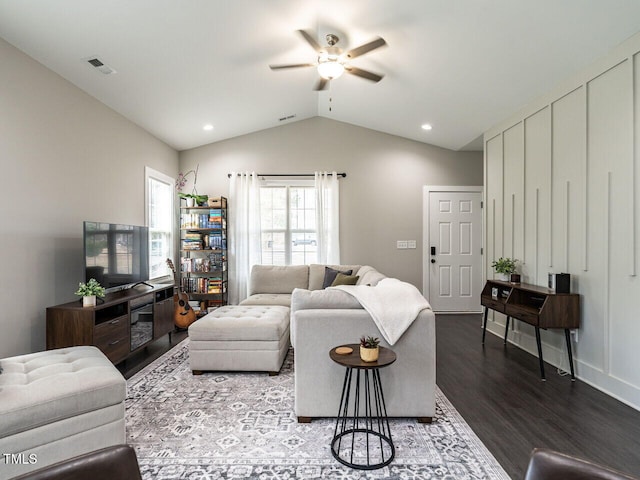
126,340,510,479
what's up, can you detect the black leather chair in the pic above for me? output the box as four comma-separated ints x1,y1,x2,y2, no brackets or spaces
11,445,142,480
525,448,639,480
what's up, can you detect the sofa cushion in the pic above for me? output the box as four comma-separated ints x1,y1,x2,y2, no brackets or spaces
249,265,309,294
240,293,292,307
0,346,126,438
291,288,363,310
322,267,353,289
308,264,361,290
331,273,359,286
356,265,387,286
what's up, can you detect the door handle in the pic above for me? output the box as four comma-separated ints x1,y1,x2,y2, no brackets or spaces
431,259,436,264
430,246,436,255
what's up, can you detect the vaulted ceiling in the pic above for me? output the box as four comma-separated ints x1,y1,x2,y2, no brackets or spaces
1,1,640,152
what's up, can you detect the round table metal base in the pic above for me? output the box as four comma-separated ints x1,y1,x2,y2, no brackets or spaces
331,427,395,470
329,347,397,471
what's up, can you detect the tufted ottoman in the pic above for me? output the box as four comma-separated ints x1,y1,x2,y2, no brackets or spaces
0,346,126,478
188,305,290,375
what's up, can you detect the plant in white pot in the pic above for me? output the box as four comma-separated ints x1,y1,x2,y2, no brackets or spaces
359,335,381,362
75,278,106,307
175,164,209,206
491,257,518,282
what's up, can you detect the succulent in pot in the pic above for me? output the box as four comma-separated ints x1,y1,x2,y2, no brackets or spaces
359,335,380,362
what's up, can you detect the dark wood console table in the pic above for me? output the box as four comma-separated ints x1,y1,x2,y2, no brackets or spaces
480,280,580,380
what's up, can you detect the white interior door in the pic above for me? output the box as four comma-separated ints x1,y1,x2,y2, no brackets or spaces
427,189,483,312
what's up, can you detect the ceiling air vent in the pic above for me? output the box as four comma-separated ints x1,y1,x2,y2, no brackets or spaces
86,57,116,75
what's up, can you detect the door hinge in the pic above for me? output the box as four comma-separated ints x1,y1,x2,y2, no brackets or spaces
481,201,483,208
481,247,483,255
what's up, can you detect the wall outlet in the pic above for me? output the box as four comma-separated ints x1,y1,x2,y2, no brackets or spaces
571,330,579,343
407,240,417,249
397,240,408,249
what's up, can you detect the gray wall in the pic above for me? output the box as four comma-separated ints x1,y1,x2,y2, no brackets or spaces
179,117,483,288
483,31,640,410
0,38,178,358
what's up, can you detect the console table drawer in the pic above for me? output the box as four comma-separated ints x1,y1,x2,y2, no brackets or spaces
505,305,539,326
481,296,507,313
95,316,129,363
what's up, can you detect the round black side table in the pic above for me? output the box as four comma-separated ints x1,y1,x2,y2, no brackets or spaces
329,344,397,470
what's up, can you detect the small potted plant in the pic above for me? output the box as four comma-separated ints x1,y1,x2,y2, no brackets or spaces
178,193,209,207
75,278,106,307
360,335,380,362
176,164,209,206
491,257,518,282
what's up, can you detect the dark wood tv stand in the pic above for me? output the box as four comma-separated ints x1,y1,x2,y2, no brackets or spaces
480,280,580,380
46,284,175,365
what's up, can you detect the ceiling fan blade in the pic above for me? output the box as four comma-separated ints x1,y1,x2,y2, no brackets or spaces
344,37,386,59
270,63,315,70
314,77,329,91
297,29,323,52
345,66,384,83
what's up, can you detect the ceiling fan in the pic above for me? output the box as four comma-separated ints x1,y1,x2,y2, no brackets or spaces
269,30,386,91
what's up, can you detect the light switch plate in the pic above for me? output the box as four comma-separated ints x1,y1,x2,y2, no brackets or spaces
407,240,417,249
397,240,408,249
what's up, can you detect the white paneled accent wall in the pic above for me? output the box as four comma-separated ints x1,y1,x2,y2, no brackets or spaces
484,32,640,410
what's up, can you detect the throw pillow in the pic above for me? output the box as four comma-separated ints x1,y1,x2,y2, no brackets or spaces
331,273,359,286
322,267,353,289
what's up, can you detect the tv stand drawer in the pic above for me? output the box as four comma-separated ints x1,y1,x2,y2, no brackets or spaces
94,315,129,363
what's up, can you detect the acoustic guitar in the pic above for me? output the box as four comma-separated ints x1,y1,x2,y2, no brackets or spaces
166,258,197,329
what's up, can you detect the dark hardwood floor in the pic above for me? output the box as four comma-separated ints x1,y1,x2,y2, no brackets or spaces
436,314,640,479
119,316,640,479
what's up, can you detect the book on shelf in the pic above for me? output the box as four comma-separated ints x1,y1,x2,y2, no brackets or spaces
181,242,203,251
180,213,226,229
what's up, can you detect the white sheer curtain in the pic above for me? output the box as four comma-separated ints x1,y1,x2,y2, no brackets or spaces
315,171,340,264
228,172,262,304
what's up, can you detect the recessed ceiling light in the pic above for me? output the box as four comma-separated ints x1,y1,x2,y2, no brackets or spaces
203,124,214,131
421,124,433,131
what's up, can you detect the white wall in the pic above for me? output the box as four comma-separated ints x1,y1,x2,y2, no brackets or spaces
179,117,483,289
0,38,178,358
484,32,640,409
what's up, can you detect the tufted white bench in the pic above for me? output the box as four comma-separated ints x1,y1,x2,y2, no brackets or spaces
0,346,126,478
188,305,290,375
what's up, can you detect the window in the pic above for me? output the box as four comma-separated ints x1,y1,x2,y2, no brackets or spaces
260,184,317,265
145,167,174,280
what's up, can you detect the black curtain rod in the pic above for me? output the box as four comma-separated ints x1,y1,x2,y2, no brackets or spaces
227,172,347,178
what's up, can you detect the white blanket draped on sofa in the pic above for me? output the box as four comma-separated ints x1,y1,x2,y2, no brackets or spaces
331,278,432,345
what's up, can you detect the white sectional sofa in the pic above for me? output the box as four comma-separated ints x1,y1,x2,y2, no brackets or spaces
239,264,436,423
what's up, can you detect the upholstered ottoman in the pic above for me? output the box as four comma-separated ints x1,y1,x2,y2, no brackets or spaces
188,305,290,375
0,346,126,478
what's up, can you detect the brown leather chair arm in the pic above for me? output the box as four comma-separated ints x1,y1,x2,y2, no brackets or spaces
525,448,638,480
11,445,142,480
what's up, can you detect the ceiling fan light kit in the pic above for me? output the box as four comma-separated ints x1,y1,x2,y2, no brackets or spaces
270,30,386,90
317,60,344,80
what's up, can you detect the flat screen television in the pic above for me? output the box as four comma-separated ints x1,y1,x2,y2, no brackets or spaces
83,221,150,291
